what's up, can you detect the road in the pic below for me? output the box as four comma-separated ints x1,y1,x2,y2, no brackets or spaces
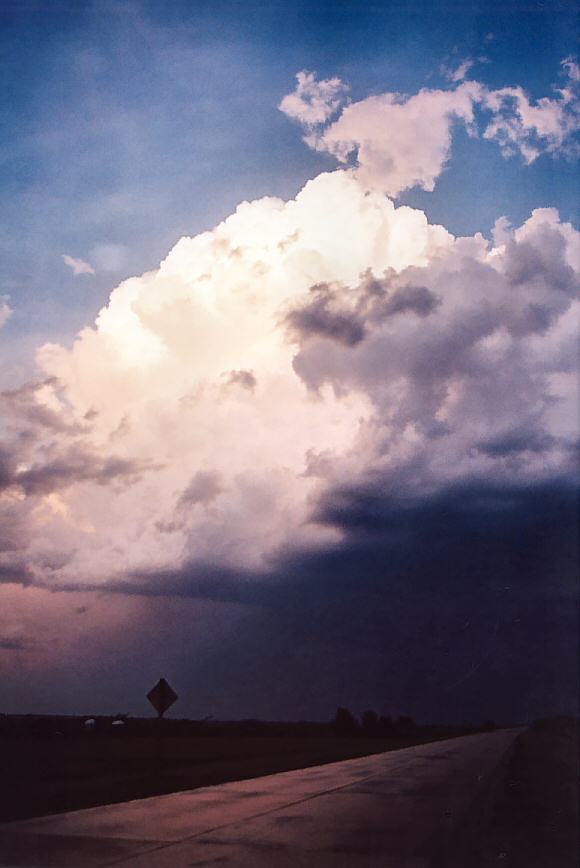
0,729,520,867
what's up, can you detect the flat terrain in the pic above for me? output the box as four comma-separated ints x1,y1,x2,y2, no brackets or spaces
0,733,436,822
0,730,519,867
478,718,579,868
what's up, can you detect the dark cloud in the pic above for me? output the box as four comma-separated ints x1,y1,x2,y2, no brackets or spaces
381,283,440,317
124,479,577,724
178,471,223,508
0,561,33,585
0,378,81,434
504,225,577,296
0,442,576,722
224,369,257,391
289,216,578,503
286,282,366,346
285,274,440,348
0,446,14,492
476,429,556,458
0,377,156,512
39,478,575,724
14,450,148,496
0,635,31,651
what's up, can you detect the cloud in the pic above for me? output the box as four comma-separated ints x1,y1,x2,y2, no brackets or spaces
178,471,223,508
0,633,30,652
482,60,580,163
285,282,367,347
280,60,580,195
301,82,483,196
285,275,440,347
12,449,149,497
90,243,127,273
62,254,95,276
562,57,580,84
278,70,349,126
0,165,576,597
224,369,257,391
0,297,12,329
1,378,79,433
290,209,579,504
441,57,475,83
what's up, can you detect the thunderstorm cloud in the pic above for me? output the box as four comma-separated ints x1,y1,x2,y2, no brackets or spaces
0,167,577,594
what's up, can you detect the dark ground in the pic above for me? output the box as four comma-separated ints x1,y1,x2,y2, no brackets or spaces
0,732,433,823
2,719,577,868
478,718,579,868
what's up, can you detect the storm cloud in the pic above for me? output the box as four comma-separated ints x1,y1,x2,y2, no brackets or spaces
0,168,577,597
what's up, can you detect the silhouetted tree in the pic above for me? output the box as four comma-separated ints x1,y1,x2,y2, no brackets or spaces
393,715,416,736
378,715,394,735
332,707,360,736
361,709,380,736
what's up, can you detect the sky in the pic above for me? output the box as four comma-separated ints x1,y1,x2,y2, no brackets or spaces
0,0,578,724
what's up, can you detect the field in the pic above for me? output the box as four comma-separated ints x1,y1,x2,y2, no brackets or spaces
0,732,435,822
479,718,579,868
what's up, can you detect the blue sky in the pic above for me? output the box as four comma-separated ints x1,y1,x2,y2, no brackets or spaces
1,0,578,381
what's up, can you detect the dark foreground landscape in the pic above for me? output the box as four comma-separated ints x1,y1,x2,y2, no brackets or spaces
0,712,456,823
0,721,577,868
478,718,579,868
1,715,577,867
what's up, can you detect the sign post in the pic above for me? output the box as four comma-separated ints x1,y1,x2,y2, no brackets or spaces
146,678,178,781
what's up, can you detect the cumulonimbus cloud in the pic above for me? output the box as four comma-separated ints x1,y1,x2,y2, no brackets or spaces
280,60,580,195
0,164,577,594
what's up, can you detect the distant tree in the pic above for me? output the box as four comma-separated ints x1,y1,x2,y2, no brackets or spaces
393,715,416,736
361,709,380,736
378,715,394,735
332,707,360,736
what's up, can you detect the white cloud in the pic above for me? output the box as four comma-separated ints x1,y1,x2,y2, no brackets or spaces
441,57,475,83
90,243,127,273
280,59,580,195
62,254,96,276
0,170,577,595
482,63,580,163
0,297,12,329
279,70,349,127
304,82,482,196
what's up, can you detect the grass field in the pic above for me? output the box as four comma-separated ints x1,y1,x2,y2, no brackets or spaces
0,733,436,822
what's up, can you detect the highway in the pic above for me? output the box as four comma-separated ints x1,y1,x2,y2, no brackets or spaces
0,729,520,867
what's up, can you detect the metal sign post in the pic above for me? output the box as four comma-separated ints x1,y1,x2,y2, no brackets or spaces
146,678,178,782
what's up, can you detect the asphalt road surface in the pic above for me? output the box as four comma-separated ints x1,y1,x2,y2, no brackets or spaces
0,729,520,868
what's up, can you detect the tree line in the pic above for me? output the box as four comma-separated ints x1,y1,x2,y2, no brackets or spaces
0,710,498,740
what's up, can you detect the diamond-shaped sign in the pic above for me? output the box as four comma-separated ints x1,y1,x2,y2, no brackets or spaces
147,677,178,717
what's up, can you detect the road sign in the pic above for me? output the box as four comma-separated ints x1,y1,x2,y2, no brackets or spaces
147,677,178,717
